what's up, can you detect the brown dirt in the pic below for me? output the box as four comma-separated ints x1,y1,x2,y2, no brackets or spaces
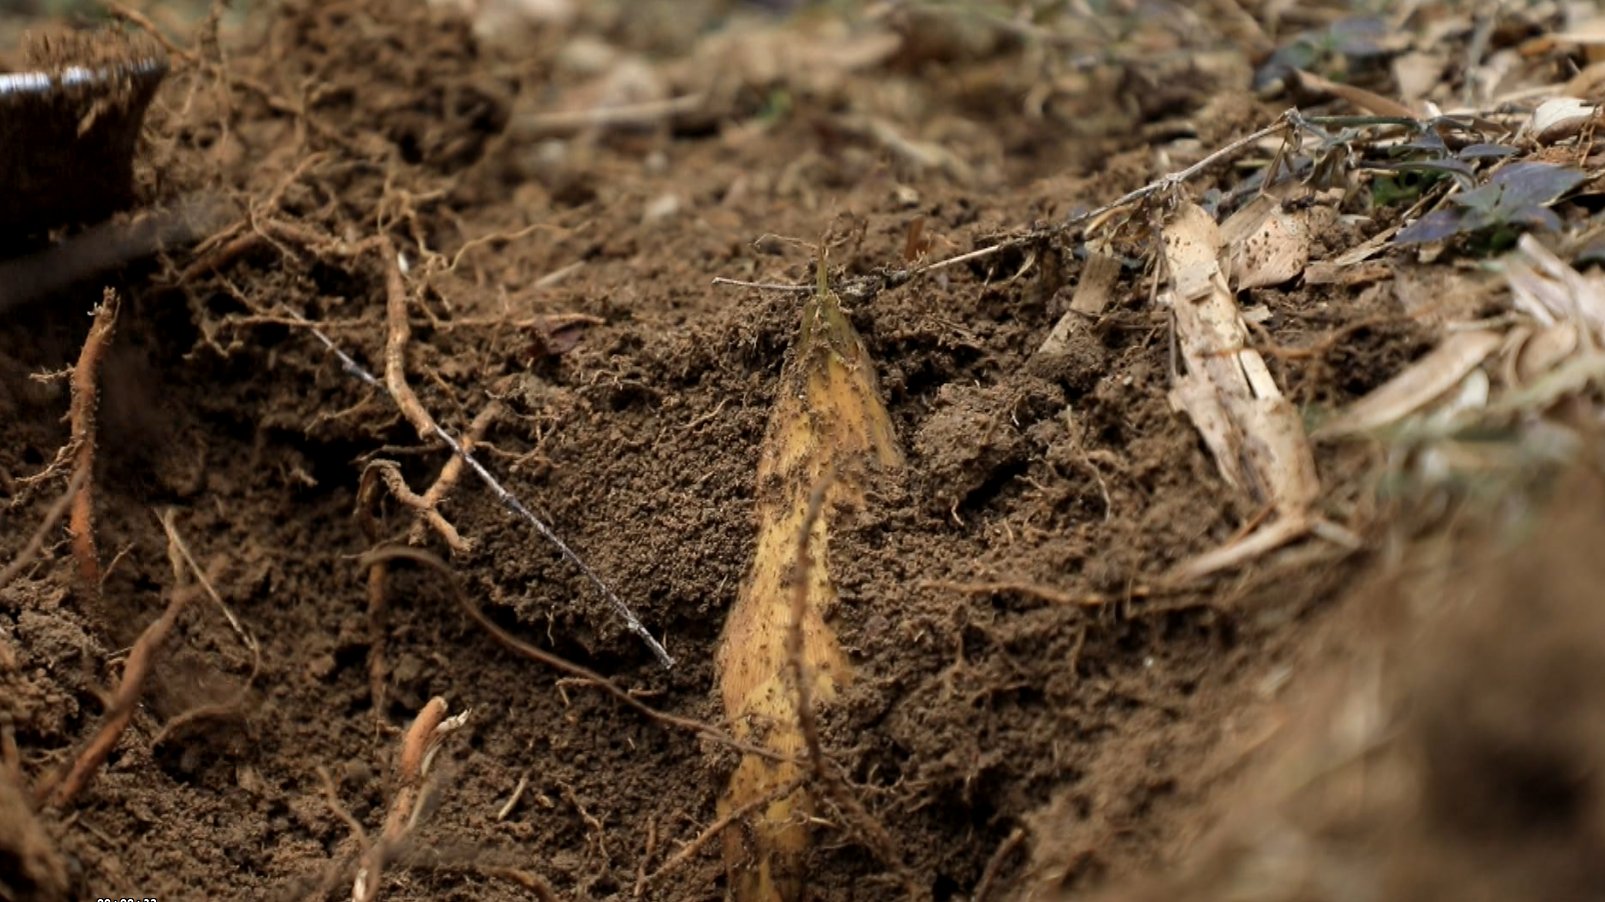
0,2,1596,901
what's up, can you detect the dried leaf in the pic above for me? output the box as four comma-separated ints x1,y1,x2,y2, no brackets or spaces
1515,323,1582,385
1529,97,1598,145
1296,68,1416,119
1473,162,1588,214
1392,50,1443,104
1457,143,1519,160
1221,195,1314,289
1304,260,1392,286
1068,249,1123,317
1162,203,1321,575
1395,208,1468,245
1314,330,1503,438
1504,233,1605,336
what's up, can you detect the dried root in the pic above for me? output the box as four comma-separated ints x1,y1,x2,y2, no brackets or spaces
67,289,121,599
352,696,468,902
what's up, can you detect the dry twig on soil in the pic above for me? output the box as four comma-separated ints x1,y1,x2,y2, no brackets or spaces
717,113,1295,303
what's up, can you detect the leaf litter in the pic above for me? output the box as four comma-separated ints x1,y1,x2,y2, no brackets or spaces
4,1,1605,901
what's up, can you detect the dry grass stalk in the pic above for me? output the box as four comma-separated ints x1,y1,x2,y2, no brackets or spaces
1313,330,1503,439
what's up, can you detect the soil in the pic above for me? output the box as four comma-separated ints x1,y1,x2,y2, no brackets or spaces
0,2,1597,901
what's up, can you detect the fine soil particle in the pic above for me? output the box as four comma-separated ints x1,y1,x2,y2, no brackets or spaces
0,3,1579,901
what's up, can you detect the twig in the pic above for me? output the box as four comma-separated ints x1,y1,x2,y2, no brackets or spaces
721,113,1296,300
356,242,674,667
67,290,121,597
897,114,1290,281
358,546,782,762
710,277,814,293
34,586,195,808
318,765,370,849
495,772,529,821
444,223,562,274
0,467,89,590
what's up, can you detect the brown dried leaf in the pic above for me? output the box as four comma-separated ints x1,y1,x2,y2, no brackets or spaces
1295,68,1416,119
1505,234,1605,337
1528,97,1599,145
1515,323,1582,386
1068,249,1123,317
1222,194,1314,289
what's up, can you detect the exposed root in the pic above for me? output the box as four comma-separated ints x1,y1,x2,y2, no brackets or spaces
288,243,674,667
354,696,468,902
0,765,68,901
364,558,391,719
360,402,498,715
67,289,121,599
365,461,471,554
0,467,89,590
404,403,500,547
973,826,1026,902
34,584,195,808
